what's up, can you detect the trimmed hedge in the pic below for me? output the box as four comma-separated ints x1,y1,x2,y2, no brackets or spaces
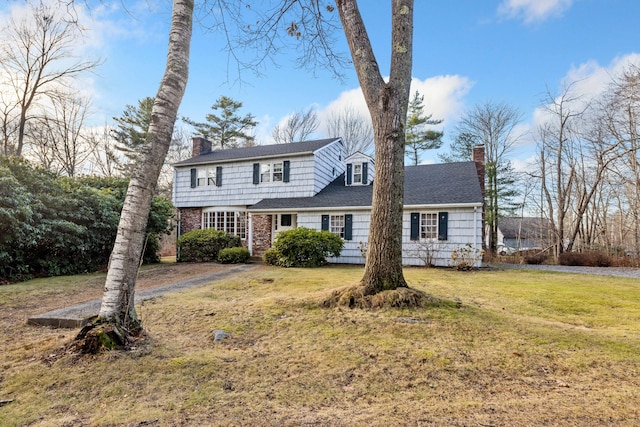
218,247,251,264
177,229,241,262
264,227,343,267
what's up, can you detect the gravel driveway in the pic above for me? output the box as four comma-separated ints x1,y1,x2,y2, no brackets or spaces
490,263,640,279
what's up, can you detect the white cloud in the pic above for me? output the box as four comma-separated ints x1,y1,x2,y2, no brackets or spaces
531,53,640,131
313,74,474,137
498,0,573,24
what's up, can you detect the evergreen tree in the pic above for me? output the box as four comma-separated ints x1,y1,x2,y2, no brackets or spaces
111,97,155,174
184,95,257,149
405,91,443,165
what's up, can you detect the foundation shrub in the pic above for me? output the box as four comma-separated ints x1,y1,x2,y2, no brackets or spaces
267,227,343,267
218,247,251,264
177,229,241,262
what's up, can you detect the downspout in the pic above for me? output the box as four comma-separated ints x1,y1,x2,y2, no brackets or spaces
176,209,181,261
474,206,480,267
248,213,253,256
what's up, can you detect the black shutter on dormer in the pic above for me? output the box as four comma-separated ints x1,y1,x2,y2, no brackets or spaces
283,160,290,182
410,212,420,240
438,212,448,241
321,215,330,231
190,168,197,188
362,163,368,184
346,163,352,185
216,166,222,186
253,163,260,184
344,214,353,240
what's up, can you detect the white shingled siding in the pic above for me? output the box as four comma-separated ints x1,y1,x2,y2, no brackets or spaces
174,154,318,208
296,206,482,267
313,141,346,194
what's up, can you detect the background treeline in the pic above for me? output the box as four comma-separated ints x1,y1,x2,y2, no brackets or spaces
0,157,173,283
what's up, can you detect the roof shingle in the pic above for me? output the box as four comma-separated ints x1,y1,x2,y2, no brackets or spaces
173,138,341,167
249,161,483,210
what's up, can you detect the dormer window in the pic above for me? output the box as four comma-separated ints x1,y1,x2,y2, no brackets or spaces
353,164,362,184
346,162,368,186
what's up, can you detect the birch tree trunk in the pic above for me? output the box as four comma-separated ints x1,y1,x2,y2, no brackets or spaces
97,0,193,331
335,0,413,294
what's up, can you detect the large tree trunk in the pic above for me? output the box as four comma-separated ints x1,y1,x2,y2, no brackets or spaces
336,0,413,294
97,0,193,331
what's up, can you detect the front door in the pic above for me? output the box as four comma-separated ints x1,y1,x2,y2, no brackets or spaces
272,213,297,242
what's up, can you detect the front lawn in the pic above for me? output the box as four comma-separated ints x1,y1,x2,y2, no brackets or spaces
1,265,639,426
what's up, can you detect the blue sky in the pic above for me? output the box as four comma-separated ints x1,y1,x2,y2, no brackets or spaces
3,0,640,166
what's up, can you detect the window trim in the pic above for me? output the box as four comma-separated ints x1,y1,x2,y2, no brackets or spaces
202,210,248,240
254,160,291,184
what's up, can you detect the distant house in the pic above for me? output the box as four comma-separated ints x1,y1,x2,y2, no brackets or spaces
172,137,485,267
496,217,553,254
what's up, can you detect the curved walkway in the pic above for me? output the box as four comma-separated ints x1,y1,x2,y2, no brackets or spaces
490,263,640,279
28,263,258,329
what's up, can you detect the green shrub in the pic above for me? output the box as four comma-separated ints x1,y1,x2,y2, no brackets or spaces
218,247,251,264
177,229,241,262
267,227,343,267
0,158,173,282
263,248,279,266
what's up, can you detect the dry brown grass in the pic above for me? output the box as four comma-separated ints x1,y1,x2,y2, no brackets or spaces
1,263,639,426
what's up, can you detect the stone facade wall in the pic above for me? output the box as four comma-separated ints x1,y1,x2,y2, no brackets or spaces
252,214,272,256
179,207,202,236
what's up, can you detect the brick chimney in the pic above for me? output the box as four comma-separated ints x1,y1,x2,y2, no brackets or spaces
192,136,212,157
472,144,485,196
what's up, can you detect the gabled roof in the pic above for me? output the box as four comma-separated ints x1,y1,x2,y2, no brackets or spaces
173,138,342,167
249,161,483,211
499,217,553,239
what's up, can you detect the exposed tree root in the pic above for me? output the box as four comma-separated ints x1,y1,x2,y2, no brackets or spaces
322,284,455,309
71,320,143,354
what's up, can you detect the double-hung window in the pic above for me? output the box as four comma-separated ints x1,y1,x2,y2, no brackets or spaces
353,164,362,184
330,215,345,238
273,162,283,182
260,164,271,183
321,214,353,240
253,161,290,184
420,213,438,239
410,212,448,241
191,166,221,188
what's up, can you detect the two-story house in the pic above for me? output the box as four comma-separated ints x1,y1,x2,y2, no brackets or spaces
172,137,485,267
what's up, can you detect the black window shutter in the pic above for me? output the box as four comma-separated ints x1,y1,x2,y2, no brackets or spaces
283,160,290,182
346,163,352,185
321,215,330,231
438,212,448,241
216,166,222,186
344,214,353,240
362,163,368,184
253,163,260,185
190,168,197,188
410,212,420,240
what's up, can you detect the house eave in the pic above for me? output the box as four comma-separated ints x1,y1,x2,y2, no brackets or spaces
248,202,483,214
172,150,314,167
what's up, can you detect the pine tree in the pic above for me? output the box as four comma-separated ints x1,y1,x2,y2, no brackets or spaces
405,91,443,165
183,95,257,149
111,97,155,174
